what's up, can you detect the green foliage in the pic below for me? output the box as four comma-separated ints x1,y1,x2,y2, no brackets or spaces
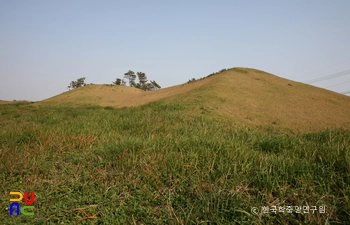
253,135,290,153
124,70,136,86
112,78,126,86
103,106,114,110
0,103,349,224
148,80,161,91
186,68,229,84
232,68,248,73
137,72,147,87
123,70,161,91
68,77,86,90
187,78,196,83
207,68,227,78
112,78,122,85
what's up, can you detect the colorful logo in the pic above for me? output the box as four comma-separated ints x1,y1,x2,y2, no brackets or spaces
9,192,35,216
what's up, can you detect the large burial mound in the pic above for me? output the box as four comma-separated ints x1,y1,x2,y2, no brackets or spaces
39,68,350,131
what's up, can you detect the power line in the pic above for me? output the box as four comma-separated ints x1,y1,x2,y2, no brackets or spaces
306,57,350,75
325,80,350,88
340,90,350,95
294,57,350,80
304,69,350,84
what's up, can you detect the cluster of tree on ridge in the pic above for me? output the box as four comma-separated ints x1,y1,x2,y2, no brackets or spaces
68,70,161,91
114,70,161,91
186,68,228,84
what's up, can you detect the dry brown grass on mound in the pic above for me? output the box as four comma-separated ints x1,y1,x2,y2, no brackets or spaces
37,67,350,131
122,76,215,107
39,78,213,107
0,100,30,104
160,68,350,131
40,85,143,106
0,100,13,104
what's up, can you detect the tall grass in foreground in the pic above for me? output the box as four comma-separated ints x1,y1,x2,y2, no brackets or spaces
0,102,349,224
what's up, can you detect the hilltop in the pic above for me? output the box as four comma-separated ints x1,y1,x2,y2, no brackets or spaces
37,67,350,131
162,68,350,131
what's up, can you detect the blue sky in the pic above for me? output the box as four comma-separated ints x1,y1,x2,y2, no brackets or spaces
1,0,350,101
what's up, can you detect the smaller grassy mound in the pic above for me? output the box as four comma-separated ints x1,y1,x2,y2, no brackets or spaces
38,78,213,108
0,100,30,104
0,100,13,104
39,85,144,107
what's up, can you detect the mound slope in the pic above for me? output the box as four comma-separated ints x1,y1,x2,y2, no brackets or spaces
0,100,29,104
40,85,144,106
39,67,350,131
163,68,350,131
40,76,212,107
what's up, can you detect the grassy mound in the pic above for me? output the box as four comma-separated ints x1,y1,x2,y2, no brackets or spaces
37,68,350,131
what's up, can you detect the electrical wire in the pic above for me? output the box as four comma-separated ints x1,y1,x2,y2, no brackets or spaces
306,57,350,75
340,90,350,95
325,80,350,88
304,69,350,84
294,57,350,80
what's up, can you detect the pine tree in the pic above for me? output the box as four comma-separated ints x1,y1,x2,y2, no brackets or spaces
68,77,86,90
124,70,136,86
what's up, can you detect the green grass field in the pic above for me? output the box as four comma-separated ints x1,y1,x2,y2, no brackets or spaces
1,101,349,224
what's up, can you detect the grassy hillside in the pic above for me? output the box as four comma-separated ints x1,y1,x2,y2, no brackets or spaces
162,68,350,131
40,85,144,106
0,100,30,105
1,68,349,224
40,74,213,108
39,68,350,131
0,101,349,224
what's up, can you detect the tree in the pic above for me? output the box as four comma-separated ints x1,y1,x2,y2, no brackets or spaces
113,78,122,85
124,70,136,86
122,70,161,91
68,77,86,90
187,78,196,83
152,80,161,89
137,72,148,90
